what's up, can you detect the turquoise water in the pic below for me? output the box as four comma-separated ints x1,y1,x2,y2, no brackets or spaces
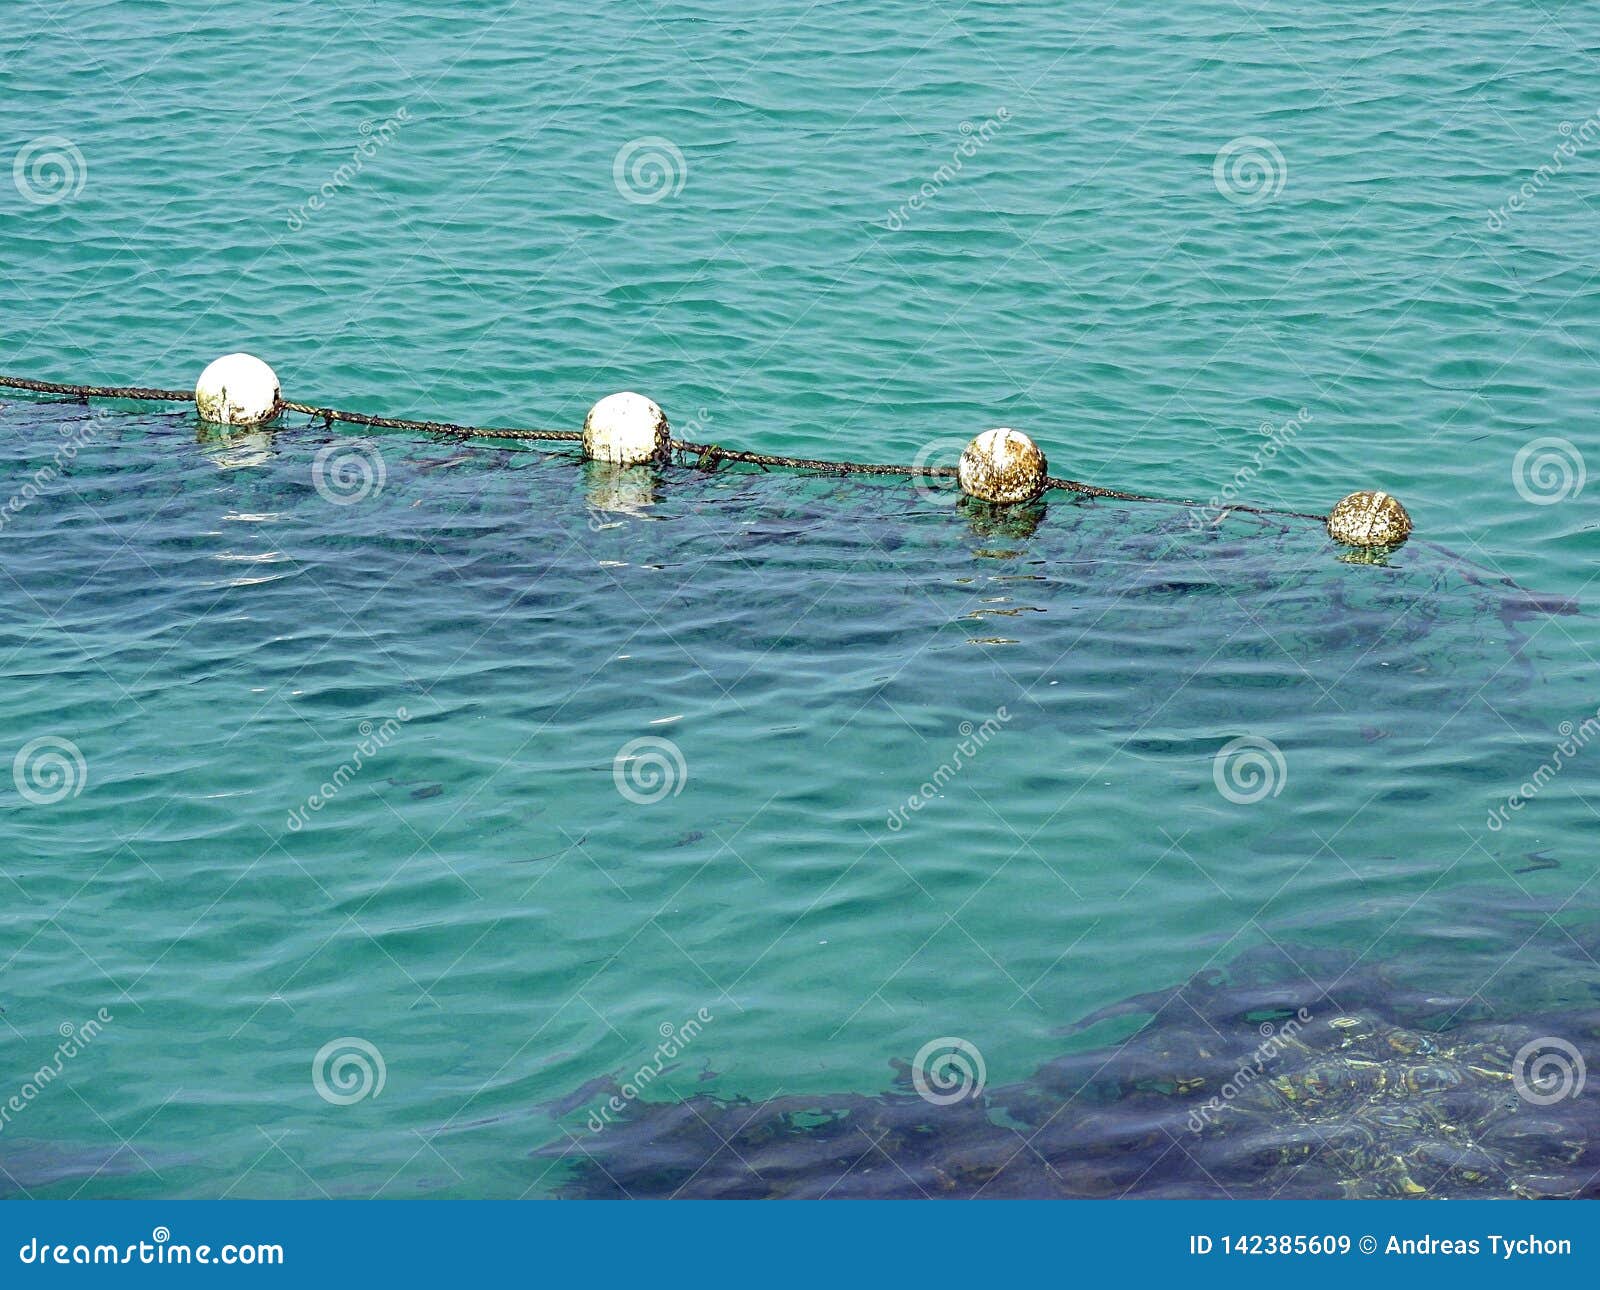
2,1,1598,1198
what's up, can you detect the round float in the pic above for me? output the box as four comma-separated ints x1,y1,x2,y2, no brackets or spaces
583,392,669,466
958,429,1047,505
1327,490,1411,547
195,353,280,427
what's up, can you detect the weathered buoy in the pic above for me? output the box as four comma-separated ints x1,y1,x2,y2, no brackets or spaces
582,392,668,466
195,353,280,427
1327,490,1412,548
958,428,1047,505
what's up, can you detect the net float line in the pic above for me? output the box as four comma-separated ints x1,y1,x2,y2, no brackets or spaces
666,436,1326,520
1,354,1411,541
0,374,193,404
279,399,583,443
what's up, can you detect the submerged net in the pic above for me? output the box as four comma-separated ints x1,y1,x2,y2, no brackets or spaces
0,370,1571,637
542,903,1600,1200
0,371,1328,519
0,395,1584,1200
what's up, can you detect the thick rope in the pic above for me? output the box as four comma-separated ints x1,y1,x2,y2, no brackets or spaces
0,375,191,402
278,399,582,442
0,372,1326,521
670,439,956,478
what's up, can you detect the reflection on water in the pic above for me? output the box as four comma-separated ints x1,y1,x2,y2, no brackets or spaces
583,460,659,521
197,421,276,471
959,495,1046,542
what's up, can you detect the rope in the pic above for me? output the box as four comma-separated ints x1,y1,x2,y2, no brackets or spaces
670,439,956,478
0,375,191,402
0,372,1327,522
278,399,582,442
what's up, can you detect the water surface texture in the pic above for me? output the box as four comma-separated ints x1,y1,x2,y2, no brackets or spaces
2,1,1598,1198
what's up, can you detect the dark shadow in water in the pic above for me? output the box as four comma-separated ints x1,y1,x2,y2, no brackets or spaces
540,921,1600,1199
0,1142,142,1199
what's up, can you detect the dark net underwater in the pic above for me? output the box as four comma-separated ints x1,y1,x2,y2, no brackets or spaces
542,897,1600,1200
0,392,1571,651
1,399,1588,1201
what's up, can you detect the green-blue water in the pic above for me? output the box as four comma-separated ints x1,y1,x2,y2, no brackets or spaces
1,1,1597,1198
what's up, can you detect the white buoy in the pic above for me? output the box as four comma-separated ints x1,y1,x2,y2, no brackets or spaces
958,428,1047,505
582,392,668,466
195,353,280,427
1327,490,1412,547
